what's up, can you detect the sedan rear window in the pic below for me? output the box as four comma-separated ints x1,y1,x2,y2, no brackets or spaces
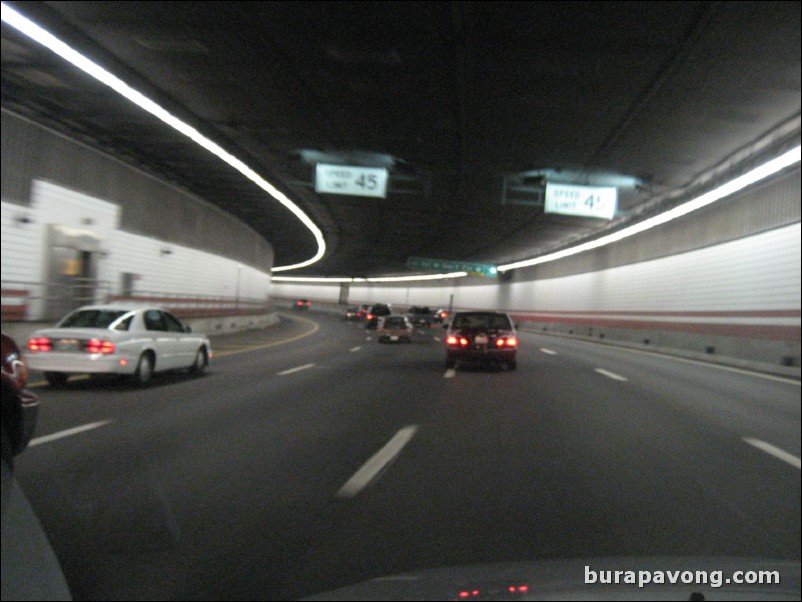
453,313,512,330
59,309,130,329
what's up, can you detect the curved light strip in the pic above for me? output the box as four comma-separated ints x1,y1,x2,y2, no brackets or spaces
498,145,801,272
1,2,325,271
366,272,467,283
272,272,468,283
272,276,357,283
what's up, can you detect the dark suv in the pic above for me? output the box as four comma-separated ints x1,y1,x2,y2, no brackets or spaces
365,304,391,329
445,311,518,370
407,306,433,326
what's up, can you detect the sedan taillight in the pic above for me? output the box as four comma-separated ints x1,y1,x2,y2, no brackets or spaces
28,337,52,352
496,337,518,347
447,335,471,347
85,339,115,354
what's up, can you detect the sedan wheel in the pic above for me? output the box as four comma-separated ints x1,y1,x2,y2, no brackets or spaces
190,348,207,375
133,353,154,386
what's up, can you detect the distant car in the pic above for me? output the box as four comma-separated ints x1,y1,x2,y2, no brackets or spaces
344,306,360,321
432,308,449,323
355,304,370,320
378,315,413,343
293,299,311,310
445,311,517,370
1,332,39,459
406,306,433,326
25,304,212,386
365,304,392,329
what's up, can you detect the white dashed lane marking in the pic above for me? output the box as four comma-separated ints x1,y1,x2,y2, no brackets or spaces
336,426,419,498
278,363,315,376
595,368,628,381
743,438,801,469
29,420,113,447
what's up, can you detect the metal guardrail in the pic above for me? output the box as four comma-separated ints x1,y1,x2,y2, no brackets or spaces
110,292,273,318
2,281,272,321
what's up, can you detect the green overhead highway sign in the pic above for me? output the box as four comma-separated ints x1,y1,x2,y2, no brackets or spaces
407,257,498,277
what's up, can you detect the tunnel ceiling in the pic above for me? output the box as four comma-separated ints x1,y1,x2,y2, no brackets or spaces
2,1,800,276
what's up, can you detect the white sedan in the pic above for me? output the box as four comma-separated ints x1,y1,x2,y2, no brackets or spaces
25,304,212,386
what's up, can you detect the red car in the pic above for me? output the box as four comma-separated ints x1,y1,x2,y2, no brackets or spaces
293,299,311,310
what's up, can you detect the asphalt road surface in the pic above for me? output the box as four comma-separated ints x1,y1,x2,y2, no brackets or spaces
14,311,801,600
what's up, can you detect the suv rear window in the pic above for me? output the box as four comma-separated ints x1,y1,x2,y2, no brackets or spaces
372,306,391,316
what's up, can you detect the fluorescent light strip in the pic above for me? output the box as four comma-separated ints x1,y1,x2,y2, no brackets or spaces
272,276,357,283
1,2,324,271
498,146,801,272
272,271,468,283
367,271,467,283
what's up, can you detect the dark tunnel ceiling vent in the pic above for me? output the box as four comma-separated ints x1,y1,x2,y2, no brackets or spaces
515,169,644,189
298,149,400,169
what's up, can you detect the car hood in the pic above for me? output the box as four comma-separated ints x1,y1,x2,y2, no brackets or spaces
302,557,800,601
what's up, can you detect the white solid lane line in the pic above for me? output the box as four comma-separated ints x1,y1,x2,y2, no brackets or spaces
278,363,315,376
29,420,113,447
595,368,628,381
743,438,801,470
350,346,362,352
444,369,456,378
336,425,419,498
540,348,557,355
